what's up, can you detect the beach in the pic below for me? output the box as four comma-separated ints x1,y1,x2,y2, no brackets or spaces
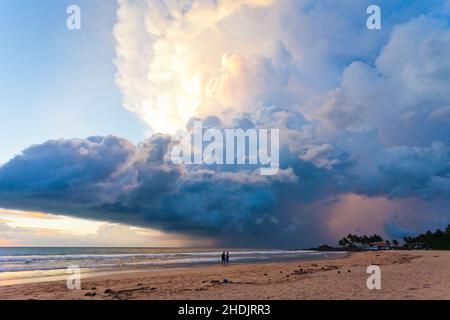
0,250,449,300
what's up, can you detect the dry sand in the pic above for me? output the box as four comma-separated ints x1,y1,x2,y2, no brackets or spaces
0,250,449,300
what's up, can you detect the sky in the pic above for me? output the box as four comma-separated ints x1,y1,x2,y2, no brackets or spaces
0,0,145,165
0,0,449,247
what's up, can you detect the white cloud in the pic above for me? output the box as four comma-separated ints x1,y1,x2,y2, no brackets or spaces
113,0,386,133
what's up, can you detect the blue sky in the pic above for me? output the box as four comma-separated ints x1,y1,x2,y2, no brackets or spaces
0,0,144,164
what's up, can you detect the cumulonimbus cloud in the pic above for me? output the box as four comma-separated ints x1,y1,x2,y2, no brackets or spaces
1,0,450,246
0,110,448,245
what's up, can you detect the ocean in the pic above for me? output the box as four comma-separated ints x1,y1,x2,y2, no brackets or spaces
0,247,348,286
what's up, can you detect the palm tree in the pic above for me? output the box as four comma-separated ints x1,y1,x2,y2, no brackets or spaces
445,224,450,234
338,238,349,247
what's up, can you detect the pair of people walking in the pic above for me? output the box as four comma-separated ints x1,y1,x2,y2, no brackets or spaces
221,251,230,267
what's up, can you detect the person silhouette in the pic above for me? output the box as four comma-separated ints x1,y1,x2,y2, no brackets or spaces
225,251,230,266
221,251,226,267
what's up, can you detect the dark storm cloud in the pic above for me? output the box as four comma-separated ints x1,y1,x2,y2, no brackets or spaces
0,107,449,246
384,223,415,240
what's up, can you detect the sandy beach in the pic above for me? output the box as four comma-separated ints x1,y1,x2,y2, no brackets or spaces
0,250,449,300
